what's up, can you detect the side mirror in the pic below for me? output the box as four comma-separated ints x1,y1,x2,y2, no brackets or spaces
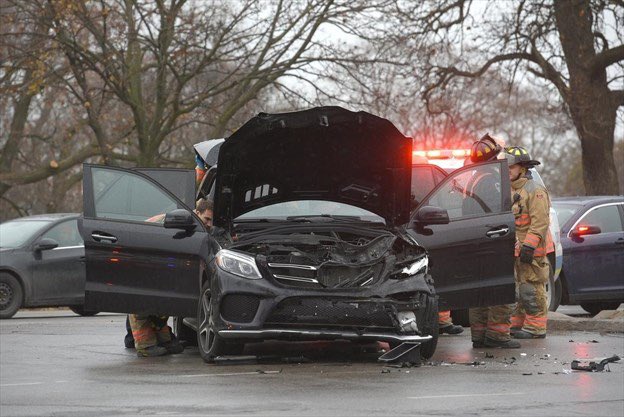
34,238,59,251
570,225,601,238
413,205,450,225
164,209,196,230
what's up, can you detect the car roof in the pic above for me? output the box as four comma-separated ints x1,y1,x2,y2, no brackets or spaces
552,196,624,206
3,213,80,223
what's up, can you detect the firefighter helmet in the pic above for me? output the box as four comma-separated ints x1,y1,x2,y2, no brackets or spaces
504,146,541,167
470,133,502,163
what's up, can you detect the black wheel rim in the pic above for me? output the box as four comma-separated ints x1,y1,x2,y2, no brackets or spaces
198,288,215,354
0,282,13,309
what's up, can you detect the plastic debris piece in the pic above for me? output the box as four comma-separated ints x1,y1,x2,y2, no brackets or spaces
522,372,533,375
571,355,620,372
538,372,545,375
520,353,527,356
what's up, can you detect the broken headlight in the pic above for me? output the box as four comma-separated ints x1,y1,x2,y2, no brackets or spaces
215,249,262,280
393,256,428,279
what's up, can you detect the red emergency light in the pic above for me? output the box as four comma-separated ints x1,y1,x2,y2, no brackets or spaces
412,149,471,159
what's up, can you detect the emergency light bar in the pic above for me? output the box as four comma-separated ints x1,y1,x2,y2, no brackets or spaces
412,149,470,159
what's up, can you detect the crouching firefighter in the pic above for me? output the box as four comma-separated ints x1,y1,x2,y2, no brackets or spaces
504,146,553,339
127,315,184,357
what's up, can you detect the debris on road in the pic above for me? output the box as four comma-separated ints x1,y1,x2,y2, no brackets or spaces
571,355,620,372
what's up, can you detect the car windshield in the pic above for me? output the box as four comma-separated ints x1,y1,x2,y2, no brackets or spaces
0,220,52,249
553,202,582,227
236,200,385,223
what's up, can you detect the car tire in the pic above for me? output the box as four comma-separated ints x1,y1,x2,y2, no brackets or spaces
69,306,99,317
580,302,622,316
0,273,23,319
546,263,562,312
173,316,198,346
197,280,244,363
419,290,439,360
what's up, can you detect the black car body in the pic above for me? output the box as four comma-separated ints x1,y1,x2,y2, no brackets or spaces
79,107,516,362
552,196,624,315
0,213,94,318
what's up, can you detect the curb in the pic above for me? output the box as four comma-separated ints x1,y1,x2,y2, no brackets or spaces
548,311,624,333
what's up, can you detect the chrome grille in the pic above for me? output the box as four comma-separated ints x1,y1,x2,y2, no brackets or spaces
266,262,382,289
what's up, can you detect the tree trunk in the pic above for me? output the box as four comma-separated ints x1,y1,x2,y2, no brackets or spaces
554,0,620,195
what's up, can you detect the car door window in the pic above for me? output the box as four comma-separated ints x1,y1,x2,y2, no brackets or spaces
424,164,503,220
41,220,83,247
432,167,447,185
579,205,623,233
92,168,181,223
411,166,436,209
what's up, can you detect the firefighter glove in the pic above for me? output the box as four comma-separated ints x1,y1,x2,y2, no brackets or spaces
519,244,535,264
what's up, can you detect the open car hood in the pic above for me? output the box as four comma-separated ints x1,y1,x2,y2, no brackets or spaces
213,106,412,229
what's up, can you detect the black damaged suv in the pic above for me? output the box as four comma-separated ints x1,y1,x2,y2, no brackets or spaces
79,107,516,362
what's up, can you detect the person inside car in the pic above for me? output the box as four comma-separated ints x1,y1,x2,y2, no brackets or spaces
195,198,234,245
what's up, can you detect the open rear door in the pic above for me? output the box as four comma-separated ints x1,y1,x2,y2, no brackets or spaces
408,159,515,310
79,164,209,317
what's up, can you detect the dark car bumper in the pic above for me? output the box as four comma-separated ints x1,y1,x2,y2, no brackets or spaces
210,266,435,342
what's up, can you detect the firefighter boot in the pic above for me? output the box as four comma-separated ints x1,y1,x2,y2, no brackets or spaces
161,339,185,354
439,324,464,335
484,338,521,349
136,345,168,357
513,329,546,339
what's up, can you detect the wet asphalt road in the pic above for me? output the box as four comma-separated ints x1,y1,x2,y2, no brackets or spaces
1,310,623,417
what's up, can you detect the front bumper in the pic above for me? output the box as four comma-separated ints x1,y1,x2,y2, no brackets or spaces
219,328,432,343
210,262,434,341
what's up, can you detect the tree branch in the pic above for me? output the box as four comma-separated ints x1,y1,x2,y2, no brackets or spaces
590,44,624,75
0,145,100,186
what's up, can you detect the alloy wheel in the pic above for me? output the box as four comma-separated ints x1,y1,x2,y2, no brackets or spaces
198,288,215,354
0,282,13,309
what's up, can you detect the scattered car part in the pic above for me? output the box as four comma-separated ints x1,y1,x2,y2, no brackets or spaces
571,355,620,372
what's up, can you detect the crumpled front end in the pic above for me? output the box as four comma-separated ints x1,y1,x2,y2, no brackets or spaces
209,225,435,344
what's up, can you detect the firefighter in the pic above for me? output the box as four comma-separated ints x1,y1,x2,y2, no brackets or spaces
438,310,464,334
467,134,520,348
195,153,208,184
504,146,552,339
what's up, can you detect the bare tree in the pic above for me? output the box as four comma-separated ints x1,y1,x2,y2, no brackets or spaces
412,0,623,195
